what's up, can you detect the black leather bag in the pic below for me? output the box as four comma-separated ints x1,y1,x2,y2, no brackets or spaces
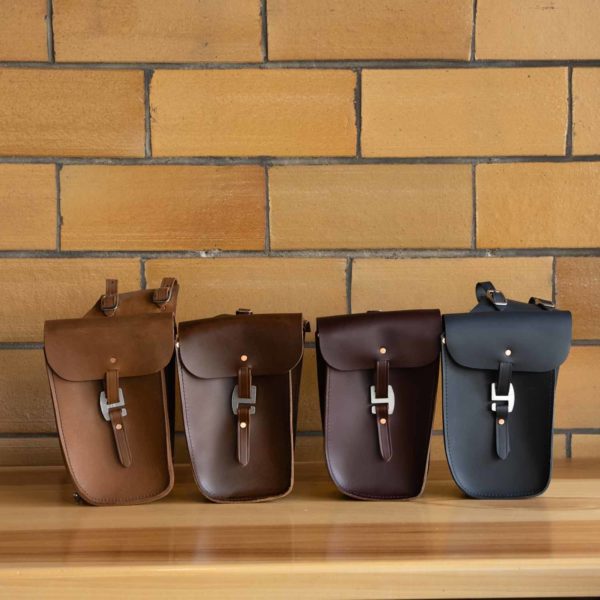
442,282,572,499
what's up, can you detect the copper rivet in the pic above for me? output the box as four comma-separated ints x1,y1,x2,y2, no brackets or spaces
115,424,123,430
505,349,512,356
240,354,248,362
379,347,387,354
379,418,387,425
240,422,247,429
498,418,505,426
109,357,117,364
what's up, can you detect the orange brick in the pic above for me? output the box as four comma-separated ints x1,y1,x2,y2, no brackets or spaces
145,258,347,340
571,435,600,459
0,69,145,157
150,70,356,157
0,437,62,466
556,347,600,429
54,0,262,63
477,0,600,60
573,68,600,155
0,350,54,433
269,165,472,249
556,258,600,339
61,165,265,251
268,0,472,60
0,0,47,61
0,165,56,250
352,257,552,314
298,348,321,432
477,163,600,248
362,69,567,157
0,259,140,342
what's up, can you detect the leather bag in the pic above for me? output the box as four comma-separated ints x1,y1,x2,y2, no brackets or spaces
316,310,442,500
177,310,308,503
44,278,179,505
442,281,572,499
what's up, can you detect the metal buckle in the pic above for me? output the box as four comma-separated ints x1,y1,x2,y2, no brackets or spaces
231,385,257,415
154,285,173,305
491,383,515,413
486,289,507,307
100,294,119,312
99,388,127,421
531,296,555,310
370,385,395,415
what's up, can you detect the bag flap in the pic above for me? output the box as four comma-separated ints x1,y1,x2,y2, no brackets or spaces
178,313,304,379
444,310,572,372
317,310,441,371
44,312,175,381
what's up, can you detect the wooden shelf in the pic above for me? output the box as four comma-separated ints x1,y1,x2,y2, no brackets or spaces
0,459,599,598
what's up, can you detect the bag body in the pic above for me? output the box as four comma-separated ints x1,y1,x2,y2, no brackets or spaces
177,310,307,503
44,278,178,506
316,310,442,500
442,281,572,499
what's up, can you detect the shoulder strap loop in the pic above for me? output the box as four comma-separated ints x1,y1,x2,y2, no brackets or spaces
100,279,119,317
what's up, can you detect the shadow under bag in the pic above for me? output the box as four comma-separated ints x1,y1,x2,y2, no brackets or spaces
44,278,179,505
316,310,442,500
442,282,572,499
177,310,308,503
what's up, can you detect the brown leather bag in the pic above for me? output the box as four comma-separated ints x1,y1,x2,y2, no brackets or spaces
44,278,179,506
177,310,308,502
316,310,442,500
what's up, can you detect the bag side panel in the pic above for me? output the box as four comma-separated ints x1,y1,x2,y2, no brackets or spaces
324,361,438,500
179,369,294,502
50,370,174,505
442,346,554,499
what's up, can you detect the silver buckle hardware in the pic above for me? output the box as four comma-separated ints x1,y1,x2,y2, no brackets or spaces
531,296,555,310
232,384,257,415
491,383,515,413
99,388,127,421
370,385,395,415
486,289,507,307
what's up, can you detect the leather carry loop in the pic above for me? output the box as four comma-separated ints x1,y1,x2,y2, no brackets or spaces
371,359,393,462
232,365,256,466
100,279,119,317
102,369,132,468
529,296,556,310
476,281,507,311
153,277,177,310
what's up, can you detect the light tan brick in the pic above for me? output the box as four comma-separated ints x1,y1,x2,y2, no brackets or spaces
151,70,356,157
0,259,140,342
145,258,347,340
573,68,600,155
0,0,48,61
477,0,600,60
0,350,54,433
362,69,567,157
269,165,472,250
556,258,600,339
298,348,321,432
268,0,472,60
556,347,600,429
571,435,600,459
0,437,62,466
352,257,552,314
61,165,265,251
0,165,56,250
0,69,145,157
54,0,262,63
477,163,600,248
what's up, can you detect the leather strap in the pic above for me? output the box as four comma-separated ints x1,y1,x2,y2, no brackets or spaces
476,281,507,311
105,370,132,468
374,360,392,462
236,366,253,467
153,277,177,309
495,403,511,460
496,361,513,396
100,279,119,317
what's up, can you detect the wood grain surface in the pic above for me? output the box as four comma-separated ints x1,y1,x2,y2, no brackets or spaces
0,460,598,599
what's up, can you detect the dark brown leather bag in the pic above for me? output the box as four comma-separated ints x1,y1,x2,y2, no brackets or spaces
177,310,307,503
44,278,178,506
316,310,442,500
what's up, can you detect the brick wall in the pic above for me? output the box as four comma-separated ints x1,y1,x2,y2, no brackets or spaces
1,0,599,465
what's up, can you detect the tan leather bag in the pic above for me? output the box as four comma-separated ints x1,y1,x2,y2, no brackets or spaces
44,278,178,506
177,310,308,503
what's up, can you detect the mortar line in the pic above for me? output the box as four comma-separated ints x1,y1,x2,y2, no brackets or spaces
471,163,477,249
260,0,269,62
46,0,55,63
470,0,478,61
565,432,573,459
264,164,271,252
55,163,62,251
140,257,147,289
354,69,362,157
566,66,574,156
0,432,58,439
551,255,557,304
0,342,44,350
144,70,154,158
346,258,353,314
